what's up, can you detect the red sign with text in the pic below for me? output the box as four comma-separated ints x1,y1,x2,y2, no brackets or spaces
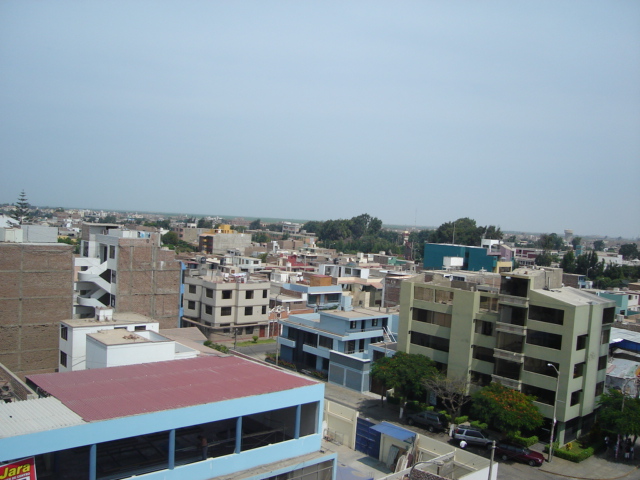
0,457,36,480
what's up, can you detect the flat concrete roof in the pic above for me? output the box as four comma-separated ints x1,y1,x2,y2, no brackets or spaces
63,312,156,327
87,330,152,346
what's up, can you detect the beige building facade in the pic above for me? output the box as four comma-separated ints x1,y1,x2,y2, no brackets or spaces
398,267,615,444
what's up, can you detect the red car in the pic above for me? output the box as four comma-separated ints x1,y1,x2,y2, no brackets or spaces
495,442,544,466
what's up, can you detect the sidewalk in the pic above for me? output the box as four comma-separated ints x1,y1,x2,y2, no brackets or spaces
538,450,639,480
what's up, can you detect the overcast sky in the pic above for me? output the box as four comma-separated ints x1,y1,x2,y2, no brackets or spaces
1,1,638,238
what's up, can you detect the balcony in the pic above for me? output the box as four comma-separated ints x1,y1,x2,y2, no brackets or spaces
499,294,529,308
495,322,526,336
491,375,521,391
493,348,524,363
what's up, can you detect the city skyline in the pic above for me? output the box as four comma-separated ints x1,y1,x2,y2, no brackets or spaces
1,2,638,238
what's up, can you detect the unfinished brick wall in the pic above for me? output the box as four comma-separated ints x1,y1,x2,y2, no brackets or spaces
115,240,181,329
0,243,74,377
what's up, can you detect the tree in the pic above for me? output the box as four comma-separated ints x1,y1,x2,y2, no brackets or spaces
429,218,481,246
570,236,582,250
197,218,213,229
423,374,472,419
538,233,564,251
161,231,179,246
252,232,270,244
370,352,437,406
559,250,576,273
10,190,31,225
249,218,262,230
471,383,544,435
593,240,606,252
598,389,640,441
619,244,639,261
534,252,553,267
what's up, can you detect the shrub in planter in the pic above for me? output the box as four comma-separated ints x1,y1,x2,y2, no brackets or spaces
470,420,488,430
454,416,469,425
507,431,539,448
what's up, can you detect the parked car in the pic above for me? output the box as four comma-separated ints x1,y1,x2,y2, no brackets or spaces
452,427,494,447
406,411,449,433
495,442,544,466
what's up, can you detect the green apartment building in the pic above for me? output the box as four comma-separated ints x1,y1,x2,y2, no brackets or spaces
398,267,615,444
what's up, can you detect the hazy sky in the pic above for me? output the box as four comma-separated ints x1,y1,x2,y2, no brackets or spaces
1,1,639,238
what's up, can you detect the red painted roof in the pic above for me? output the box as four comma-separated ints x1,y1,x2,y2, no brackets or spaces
27,356,317,422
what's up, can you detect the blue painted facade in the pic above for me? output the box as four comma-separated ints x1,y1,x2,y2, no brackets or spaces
423,243,500,271
284,283,343,310
1,368,335,479
278,308,397,392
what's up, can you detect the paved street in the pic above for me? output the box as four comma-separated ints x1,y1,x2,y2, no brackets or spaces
233,351,640,479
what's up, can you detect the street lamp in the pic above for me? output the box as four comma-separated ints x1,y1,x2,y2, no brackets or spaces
547,363,560,463
408,460,444,479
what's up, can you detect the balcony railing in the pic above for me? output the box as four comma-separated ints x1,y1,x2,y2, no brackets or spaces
491,375,522,391
495,322,526,336
493,348,524,364
499,294,529,307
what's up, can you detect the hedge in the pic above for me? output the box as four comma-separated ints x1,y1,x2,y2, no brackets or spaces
544,442,595,463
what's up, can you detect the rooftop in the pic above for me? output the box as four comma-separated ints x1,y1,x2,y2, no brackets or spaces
63,312,155,328
28,355,317,422
86,330,152,346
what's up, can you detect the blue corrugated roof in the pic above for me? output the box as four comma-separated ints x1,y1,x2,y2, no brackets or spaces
370,422,415,442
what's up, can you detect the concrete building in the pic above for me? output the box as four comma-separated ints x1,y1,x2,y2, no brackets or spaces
283,275,344,311
198,225,252,255
423,243,514,273
58,308,197,372
398,267,615,444
0,233,74,376
76,224,181,329
279,301,396,392
182,271,272,342
0,355,335,480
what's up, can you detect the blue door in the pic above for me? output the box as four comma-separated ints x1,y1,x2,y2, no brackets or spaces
355,418,381,458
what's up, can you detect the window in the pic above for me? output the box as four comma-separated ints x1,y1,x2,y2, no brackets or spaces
350,321,357,329
187,301,196,310
134,326,146,331
529,305,564,325
475,320,493,336
602,307,615,325
524,357,558,377
260,305,265,315
221,307,232,316
414,287,435,302
188,285,196,294
245,306,253,316
205,305,212,315
595,381,605,397
521,384,555,405
526,330,562,350
245,326,254,335
601,328,611,345
205,288,213,298
60,351,67,367
576,334,588,350
263,290,268,298
319,336,333,349
60,325,68,340
573,362,585,379
470,371,492,387
473,346,495,363
109,245,115,259
371,318,379,327
570,390,582,406
598,355,608,370
435,290,454,304
479,296,499,312
246,290,254,300
345,340,356,354
222,290,232,300
412,308,452,328
410,331,450,352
